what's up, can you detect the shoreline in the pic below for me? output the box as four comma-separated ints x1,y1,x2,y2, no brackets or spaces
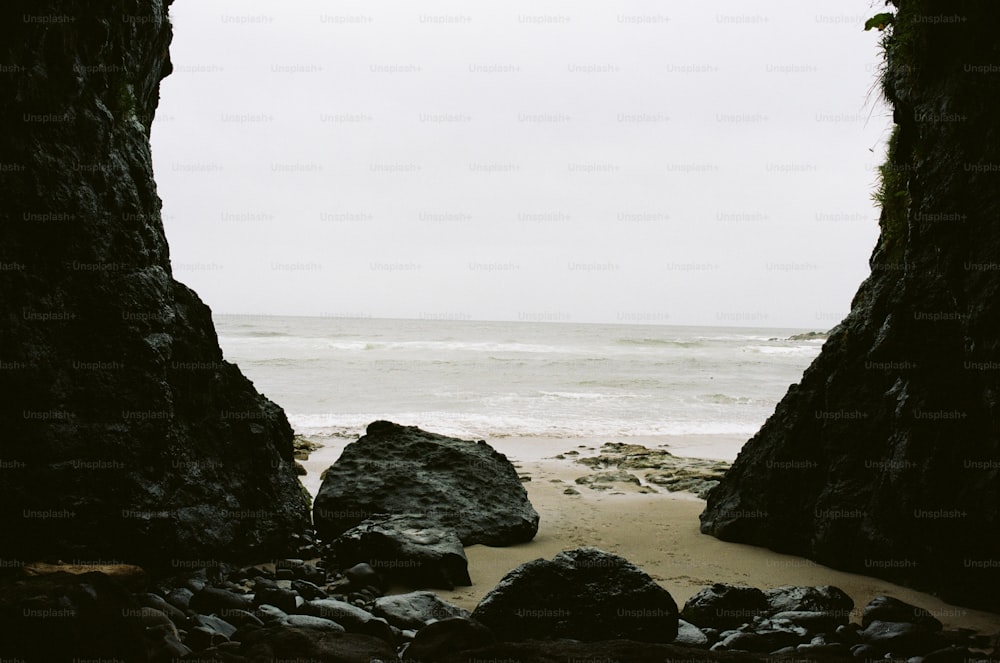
299,433,1000,634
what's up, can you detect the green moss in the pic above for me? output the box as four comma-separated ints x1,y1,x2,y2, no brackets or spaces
872,125,910,263
113,80,137,121
866,1,926,266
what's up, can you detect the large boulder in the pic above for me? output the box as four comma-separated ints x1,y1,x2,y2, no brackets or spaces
471,547,679,643
313,421,539,545
0,0,310,569
331,514,471,589
698,0,1000,610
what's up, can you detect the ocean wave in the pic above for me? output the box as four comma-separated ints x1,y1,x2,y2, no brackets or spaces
740,345,823,356
697,393,756,405
616,337,704,348
286,411,760,443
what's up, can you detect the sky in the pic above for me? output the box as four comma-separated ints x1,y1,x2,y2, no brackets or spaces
151,0,890,329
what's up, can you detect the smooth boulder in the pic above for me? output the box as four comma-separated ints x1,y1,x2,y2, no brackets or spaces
313,421,539,545
472,547,679,643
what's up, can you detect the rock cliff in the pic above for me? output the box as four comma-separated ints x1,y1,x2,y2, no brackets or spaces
0,0,311,569
701,0,1000,609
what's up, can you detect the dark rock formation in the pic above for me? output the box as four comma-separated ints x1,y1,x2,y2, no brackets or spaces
764,586,854,617
238,627,398,663
471,547,679,643
0,0,310,569
331,513,471,589
313,421,539,545
406,617,496,663
700,0,1000,609
0,571,149,662
371,591,471,631
3,566,993,663
413,639,779,663
861,595,942,631
681,583,768,630
301,599,396,644
859,620,942,656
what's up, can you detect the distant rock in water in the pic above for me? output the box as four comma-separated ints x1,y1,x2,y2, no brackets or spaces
313,421,539,545
701,0,1000,609
787,331,829,341
0,0,310,568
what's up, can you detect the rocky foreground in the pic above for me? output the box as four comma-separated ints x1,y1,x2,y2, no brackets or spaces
1,424,996,662
1,552,996,662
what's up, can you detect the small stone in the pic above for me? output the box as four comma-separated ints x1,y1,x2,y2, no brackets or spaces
345,562,383,590
852,643,881,658
673,619,709,647
136,592,186,627
189,587,251,614
282,614,346,632
256,604,290,624
372,591,471,630
166,587,195,611
291,579,327,601
254,587,299,614
772,609,849,632
189,614,237,639
219,608,264,629
185,625,228,651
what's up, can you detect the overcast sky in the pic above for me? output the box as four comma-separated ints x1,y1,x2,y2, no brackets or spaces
151,0,889,329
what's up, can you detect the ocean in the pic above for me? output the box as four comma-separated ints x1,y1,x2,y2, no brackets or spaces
214,315,825,462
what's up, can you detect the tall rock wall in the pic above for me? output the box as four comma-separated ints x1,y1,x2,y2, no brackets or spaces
0,1,311,569
701,0,1000,610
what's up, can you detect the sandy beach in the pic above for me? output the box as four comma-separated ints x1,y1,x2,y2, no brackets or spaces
300,435,1000,635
